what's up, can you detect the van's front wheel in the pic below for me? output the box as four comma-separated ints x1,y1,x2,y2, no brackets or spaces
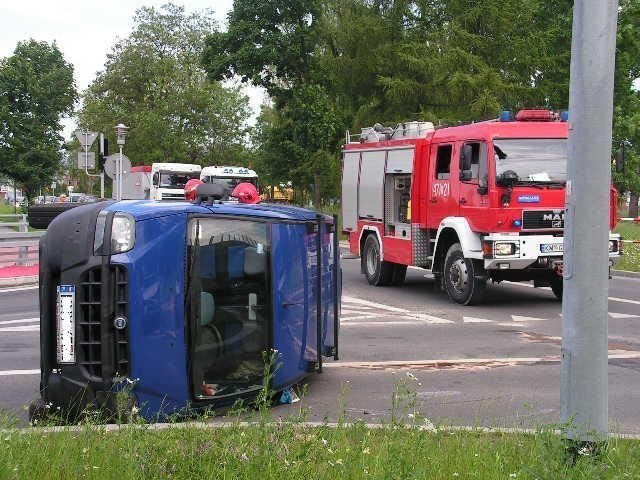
443,243,486,305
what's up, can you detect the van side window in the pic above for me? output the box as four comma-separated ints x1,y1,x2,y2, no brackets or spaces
436,145,452,179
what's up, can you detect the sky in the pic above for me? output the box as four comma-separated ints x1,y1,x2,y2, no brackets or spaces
0,0,265,139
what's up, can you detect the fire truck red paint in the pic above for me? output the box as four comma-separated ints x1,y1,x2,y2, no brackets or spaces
341,113,621,305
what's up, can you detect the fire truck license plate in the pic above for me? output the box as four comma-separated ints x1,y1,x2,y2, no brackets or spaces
56,285,76,364
540,243,563,254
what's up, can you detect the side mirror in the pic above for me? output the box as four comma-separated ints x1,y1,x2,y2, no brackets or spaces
497,170,520,188
461,144,473,170
477,185,488,195
460,170,473,181
152,173,159,186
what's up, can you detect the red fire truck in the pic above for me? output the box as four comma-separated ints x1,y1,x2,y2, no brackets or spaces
341,110,621,305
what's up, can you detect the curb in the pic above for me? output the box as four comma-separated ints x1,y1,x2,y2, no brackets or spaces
611,269,640,279
0,275,38,288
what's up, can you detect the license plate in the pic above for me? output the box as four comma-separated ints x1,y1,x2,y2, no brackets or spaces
56,285,76,364
540,243,563,254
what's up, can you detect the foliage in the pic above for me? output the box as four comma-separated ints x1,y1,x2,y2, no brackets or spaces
78,3,251,167
0,40,76,202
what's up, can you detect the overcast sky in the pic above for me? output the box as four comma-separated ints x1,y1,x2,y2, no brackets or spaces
0,0,264,139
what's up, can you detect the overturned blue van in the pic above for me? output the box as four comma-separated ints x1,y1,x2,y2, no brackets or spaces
34,198,340,421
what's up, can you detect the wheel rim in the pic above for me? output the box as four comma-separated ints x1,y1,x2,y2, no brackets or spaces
366,245,378,275
448,258,469,295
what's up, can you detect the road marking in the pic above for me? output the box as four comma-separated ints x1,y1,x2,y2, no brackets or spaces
463,316,494,323
0,369,40,376
0,317,39,326
340,314,379,322
609,312,640,319
342,321,426,327
325,352,640,370
342,295,410,314
0,325,39,332
411,313,455,324
0,285,38,294
609,296,640,306
511,315,547,322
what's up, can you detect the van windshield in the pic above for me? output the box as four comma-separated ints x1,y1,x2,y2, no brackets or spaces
186,218,270,400
204,176,258,193
493,138,567,184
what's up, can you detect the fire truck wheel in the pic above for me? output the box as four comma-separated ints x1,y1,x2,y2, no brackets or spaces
550,277,563,300
362,235,394,286
443,243,486,305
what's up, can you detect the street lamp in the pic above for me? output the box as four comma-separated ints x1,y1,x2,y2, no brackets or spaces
114,124,129,200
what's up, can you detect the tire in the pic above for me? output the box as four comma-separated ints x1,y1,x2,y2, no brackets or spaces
28,203,79,229
443,242,486,305
391,264,407,286
362,235,394,286
551,276,563,300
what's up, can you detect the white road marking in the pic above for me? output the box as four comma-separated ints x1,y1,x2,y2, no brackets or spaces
609,312,640,319
0,369,40,376
609,296,640,306
0,317,39,326
342,321,426,327
463,316,494,323
340,314,379,322
411,313,455,324
325,351,640,369
342,295,410,314
511,315,547,322
0,285,38,294
0,325,39,332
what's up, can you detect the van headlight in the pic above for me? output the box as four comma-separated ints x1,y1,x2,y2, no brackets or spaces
111,213,136,253
94,211,135,255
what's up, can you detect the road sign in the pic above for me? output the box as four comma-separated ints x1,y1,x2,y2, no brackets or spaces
104,154,131,179
75,131,98,148
77,152,96,169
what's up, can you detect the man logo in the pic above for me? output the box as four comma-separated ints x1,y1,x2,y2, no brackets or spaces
542,213,565,222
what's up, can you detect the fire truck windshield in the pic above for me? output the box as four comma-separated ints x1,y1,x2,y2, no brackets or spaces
159,171,200,189
493,138,567,184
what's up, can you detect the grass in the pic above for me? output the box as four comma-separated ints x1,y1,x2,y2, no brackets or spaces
614,220,640,272
1,419,639,479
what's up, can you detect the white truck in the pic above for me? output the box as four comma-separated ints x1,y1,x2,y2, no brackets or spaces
114,163,201,200
200,166,258,193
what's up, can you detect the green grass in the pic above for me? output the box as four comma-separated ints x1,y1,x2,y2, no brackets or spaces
614,221,640,272
1,421,639,479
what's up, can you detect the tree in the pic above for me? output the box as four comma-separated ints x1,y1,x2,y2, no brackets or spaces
79,3,250,167
0,40,76,201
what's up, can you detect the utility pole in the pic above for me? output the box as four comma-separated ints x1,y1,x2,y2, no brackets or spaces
561,0,618,442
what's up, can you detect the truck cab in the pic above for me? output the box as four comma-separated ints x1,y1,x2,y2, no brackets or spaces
150,163,201,200
200,166,258,196
342,112,621,304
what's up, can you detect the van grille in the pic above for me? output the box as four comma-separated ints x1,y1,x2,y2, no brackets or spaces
77,266,129,379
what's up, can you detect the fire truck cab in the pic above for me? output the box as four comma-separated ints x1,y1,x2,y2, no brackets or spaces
341,111,621,305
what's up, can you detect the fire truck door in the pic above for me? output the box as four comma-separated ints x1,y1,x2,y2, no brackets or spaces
458,141,489,230
427,143,458,228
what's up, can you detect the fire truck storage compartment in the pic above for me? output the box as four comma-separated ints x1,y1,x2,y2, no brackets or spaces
342,151,360,231
358,150,386,221
384,148,413,239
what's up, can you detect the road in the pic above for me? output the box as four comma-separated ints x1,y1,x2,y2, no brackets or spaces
1,259,639,432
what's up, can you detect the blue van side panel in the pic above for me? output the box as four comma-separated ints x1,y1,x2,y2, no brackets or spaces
272,224,314,387
111,213,190,419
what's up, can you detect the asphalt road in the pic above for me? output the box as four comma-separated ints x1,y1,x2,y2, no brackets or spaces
1,261,639,432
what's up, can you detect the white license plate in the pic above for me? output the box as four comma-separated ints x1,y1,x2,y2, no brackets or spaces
56,285,76,364
540,243,563,254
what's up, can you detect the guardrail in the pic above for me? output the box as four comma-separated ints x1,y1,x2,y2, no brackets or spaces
0,213,29,232
0,231,45,267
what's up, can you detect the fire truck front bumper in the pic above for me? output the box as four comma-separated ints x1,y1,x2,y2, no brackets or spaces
482,233,621,272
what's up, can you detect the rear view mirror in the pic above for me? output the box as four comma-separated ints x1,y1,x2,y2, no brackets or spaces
461,144,473,171
248,293,257,321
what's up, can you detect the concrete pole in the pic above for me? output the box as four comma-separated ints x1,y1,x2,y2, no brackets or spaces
561,0,618,441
